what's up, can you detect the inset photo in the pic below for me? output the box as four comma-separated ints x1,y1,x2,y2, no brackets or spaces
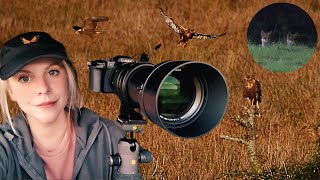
247,3,317,73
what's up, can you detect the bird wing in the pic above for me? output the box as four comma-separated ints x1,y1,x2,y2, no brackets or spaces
94,30,108,34
82,18,96,31
72,26,82,31
90,16,109,22
255,80,262,103
90,16,109,30
154,43,161,50
192,32,227,40
243,87,252,98
159,7,187,35
86,16,109,31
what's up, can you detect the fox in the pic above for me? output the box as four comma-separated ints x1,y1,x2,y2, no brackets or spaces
261,30,272,47
287,32,301,46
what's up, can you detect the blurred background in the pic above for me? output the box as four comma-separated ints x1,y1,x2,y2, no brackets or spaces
0,0,319,179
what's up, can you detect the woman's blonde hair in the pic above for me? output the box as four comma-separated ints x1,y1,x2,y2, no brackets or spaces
0,59,83,134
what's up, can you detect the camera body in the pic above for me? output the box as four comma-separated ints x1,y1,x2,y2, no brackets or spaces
88,56,137,93
88,56,155,108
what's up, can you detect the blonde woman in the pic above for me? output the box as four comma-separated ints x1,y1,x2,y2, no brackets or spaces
0,32,125,179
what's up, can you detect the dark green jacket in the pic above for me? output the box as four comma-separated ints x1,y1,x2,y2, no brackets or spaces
0,108,125,180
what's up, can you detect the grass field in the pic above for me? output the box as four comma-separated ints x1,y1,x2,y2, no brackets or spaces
248,43,316,73
0,0,320,179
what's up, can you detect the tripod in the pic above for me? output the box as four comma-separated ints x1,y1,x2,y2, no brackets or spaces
109,103,153,179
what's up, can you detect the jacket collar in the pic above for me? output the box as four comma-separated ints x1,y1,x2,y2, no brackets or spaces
73,108,102,147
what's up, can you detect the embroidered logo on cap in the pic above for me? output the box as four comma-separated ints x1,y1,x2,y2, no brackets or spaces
20,35,39,44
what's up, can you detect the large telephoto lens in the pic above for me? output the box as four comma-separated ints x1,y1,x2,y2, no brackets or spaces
89,58,228,138
128,61,228,138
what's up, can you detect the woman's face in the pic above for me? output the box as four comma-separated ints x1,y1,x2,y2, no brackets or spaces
7,58,69,125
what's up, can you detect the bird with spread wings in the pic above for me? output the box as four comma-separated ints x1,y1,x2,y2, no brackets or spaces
73,16,109,35
159,7,226,47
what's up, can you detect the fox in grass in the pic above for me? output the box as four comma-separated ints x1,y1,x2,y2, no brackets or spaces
286,32,305,47
260,30,272,47
261,31,306,47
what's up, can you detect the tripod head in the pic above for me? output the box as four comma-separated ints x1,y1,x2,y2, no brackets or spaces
109,102,152,179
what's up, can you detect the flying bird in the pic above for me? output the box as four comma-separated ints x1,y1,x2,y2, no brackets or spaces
73,16,109,35
159,7,227,47
140,43,162,62
154,43,162,50
243,75,262,108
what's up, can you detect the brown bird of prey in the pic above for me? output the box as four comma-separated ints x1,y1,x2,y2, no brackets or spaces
243,75,262,109
159,7,227,47
73,16,109,35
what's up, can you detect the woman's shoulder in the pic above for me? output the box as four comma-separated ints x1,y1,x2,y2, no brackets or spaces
0,126,14,170
77,108,125,136
78,107,117,125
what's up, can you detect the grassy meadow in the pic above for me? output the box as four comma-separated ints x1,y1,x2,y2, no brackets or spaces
1,0,320,179
248,43,316,73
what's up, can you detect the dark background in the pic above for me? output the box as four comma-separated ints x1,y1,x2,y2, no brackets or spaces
247,2,317,46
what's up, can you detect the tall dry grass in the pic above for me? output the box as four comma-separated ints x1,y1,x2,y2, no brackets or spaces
0,0,319,179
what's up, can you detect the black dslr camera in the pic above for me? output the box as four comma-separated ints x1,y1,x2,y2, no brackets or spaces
88,55,228,137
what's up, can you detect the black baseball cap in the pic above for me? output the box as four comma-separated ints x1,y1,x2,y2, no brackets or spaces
0,32,72,80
